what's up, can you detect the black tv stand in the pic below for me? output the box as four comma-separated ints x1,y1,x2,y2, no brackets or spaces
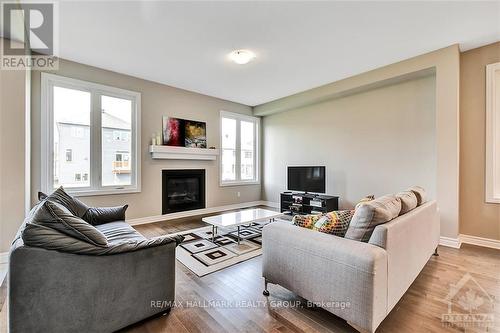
280,192,339,216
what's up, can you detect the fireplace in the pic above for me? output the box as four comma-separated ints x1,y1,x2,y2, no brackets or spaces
162,169,206,214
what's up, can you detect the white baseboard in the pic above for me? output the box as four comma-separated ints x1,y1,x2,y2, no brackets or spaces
0,252,8,264
127,200,278,226
439,234,500,250
460,234,500,250
439,236,462,249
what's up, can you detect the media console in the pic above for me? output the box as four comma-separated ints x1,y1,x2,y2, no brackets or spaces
280,192,339,216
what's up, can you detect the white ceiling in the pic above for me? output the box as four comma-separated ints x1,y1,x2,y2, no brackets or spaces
55,1,500,106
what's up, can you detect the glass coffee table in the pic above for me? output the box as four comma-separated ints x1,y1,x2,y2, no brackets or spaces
202,208,284,244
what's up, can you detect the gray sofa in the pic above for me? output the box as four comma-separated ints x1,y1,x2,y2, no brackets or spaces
9,190,182,333
262,200,440,333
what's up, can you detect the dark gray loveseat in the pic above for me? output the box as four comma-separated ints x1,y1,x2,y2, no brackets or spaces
9,188,182,333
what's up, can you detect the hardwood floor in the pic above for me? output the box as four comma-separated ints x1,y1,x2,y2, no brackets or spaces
116,242,500,333
1,208,499,332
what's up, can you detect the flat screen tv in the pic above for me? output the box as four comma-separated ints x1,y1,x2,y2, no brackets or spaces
287,166,326,193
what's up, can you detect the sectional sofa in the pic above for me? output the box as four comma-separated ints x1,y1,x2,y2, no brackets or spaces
262,190,440,333
9,187,183,333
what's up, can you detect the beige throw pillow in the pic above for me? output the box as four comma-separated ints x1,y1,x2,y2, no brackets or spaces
395,190,418,215
345,195,402,242
408,186,427,206
355,194,375,210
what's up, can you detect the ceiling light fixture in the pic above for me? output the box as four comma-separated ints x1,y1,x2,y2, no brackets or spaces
228,49,256,65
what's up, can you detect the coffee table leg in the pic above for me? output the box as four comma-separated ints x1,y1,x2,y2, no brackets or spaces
212,225,215,242
237,226,240,245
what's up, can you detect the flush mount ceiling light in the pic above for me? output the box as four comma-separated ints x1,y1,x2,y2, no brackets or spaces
228,49,256,65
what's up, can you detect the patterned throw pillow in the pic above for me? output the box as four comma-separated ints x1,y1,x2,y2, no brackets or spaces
313,210,355,237
355,195,375,210
292,213,323,229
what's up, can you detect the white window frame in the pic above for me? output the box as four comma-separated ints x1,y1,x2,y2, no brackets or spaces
486,62,500,203
219,110,260,186
41,73,141,196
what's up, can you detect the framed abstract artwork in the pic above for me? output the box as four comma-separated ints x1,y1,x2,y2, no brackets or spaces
184,120,207,148
162,116,184,146
162,116,207,148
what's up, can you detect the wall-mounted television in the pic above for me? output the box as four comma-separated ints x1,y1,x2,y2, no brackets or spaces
287,166,326,193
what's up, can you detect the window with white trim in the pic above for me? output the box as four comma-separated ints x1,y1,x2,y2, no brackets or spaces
41,73,141,196
486,62,500,203
220,111,260,185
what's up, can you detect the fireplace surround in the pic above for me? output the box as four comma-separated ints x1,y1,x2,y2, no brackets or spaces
162,169,206,214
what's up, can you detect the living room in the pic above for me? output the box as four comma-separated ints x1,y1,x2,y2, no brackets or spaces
0,1,499,332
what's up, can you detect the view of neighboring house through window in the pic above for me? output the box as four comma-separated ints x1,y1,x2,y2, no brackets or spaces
53,86,91,188
101,95,133,187
42,73,141,195
221,117,237,181
220,111,259,185
65,149,73,162
240,120,255,180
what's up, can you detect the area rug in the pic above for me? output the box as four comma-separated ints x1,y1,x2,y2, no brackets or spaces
174,220,271,277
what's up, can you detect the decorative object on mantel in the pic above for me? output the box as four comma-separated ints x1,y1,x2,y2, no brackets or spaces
162,116,207,148
149,145,219,160
151,132,162,145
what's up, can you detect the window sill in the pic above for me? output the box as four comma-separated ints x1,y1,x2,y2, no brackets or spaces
220,181,260,187
65,188,141,197
485,196,500,204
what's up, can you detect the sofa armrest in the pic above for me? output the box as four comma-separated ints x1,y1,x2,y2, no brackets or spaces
21,221,184,256
9,241,177,333
262,222,387,332
369,200,439,312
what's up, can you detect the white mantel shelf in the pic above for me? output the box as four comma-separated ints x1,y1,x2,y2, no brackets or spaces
149,145,219,160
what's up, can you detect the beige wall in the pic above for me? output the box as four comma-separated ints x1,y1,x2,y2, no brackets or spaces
262,75,437,208
0,40,29,252
257,45,460,239
460,42,500,240
31,59,260,219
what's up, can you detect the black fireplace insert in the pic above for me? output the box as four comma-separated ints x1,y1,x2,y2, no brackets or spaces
162,169,206,214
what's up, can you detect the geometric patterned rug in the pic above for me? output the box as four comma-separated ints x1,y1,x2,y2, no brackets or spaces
174,220,271,277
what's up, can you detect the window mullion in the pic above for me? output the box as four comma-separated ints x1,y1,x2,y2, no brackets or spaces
91,91,102,190
254,120,258,182
235,119,241,182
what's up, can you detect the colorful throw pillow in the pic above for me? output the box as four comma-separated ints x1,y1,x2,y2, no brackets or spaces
313,210,355,237
292,213,323,229
355,195,375,210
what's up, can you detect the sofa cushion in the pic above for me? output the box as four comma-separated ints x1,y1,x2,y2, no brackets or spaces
292,213,323,229
345,195,402,242
28,200,108,247
313,210,355,237
408,186,427,206
395,191,418,215
45,186,89,218
95,221,145,243
83,205,129,226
